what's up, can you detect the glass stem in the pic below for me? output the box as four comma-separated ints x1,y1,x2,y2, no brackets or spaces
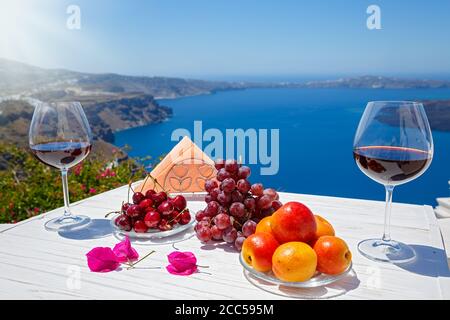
61,168,72,217
382,185,394,242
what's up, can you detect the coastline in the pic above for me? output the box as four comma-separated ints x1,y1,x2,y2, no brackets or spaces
117,87,450,141
113,87,450,206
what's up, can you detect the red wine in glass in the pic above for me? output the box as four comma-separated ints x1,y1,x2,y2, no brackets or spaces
31,141,92,169
29,101,93,231
353,146,432,186
353,101,433,263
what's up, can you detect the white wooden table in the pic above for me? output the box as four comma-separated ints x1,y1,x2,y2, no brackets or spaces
0,185,449,299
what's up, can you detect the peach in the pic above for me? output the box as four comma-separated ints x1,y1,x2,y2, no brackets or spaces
255,216,273,235
242,232,279,272
272,242,317,282
314,215,335,238
309,215,336,247
313,236,352,275
271,202,317,244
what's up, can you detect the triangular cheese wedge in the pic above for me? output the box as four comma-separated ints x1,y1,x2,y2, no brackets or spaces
136,136,217,193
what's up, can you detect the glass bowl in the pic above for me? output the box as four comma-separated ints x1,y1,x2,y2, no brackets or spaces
110,213,195,239
239,253,352,288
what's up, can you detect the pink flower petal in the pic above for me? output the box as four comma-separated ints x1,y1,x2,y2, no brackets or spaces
112,236,139,263
166,264,198,276
166,251,198,275
86,247,120,272
167,251,197,270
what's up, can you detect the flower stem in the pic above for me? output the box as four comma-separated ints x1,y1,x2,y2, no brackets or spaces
127,250,156,270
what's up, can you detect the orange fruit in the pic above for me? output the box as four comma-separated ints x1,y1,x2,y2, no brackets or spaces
256,216,273,235
242,232,280,272
313,236,352,275
272,242,317,282
314,215,335,238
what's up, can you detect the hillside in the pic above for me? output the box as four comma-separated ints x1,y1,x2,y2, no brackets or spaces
0,94,171,159
0,58,251,157
0,58,247,98
375,100,450,132
3,58,450,98
300,75,450,89
1,58,450,158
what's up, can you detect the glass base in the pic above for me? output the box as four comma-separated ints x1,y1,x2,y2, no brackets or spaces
45,215,91,232
358,238,416,264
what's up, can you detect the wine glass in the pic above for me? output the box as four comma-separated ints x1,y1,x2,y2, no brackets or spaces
353,101,433,263
29,101,93,231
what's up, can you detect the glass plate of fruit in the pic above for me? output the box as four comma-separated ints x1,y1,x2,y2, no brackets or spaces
109,187,196,240
239,211,353,289
239,252,352,288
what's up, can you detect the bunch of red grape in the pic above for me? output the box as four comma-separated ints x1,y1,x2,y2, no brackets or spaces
195,159,282,251
114,189,191,233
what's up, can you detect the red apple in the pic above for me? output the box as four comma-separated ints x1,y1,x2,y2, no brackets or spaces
271,202,317,244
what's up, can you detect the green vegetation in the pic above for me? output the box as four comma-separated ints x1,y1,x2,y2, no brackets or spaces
0,143,148,223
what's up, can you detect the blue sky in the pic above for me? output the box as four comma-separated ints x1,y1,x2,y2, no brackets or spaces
1,0,450,79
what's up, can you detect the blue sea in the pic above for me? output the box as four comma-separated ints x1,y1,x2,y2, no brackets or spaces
115,88,450,206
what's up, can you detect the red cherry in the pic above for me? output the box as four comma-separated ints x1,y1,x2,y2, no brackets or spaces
133,220,148,233
144,210,161,228
152,191,168,205
115,214,132,231
179,210,191,225
158,219,173,231
158,200,174,216
172,195,187,211
121,203,131,213
126,204,142,218
139,198,154,210
145,189,156,199
170,210,181,224
132,192,145,204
